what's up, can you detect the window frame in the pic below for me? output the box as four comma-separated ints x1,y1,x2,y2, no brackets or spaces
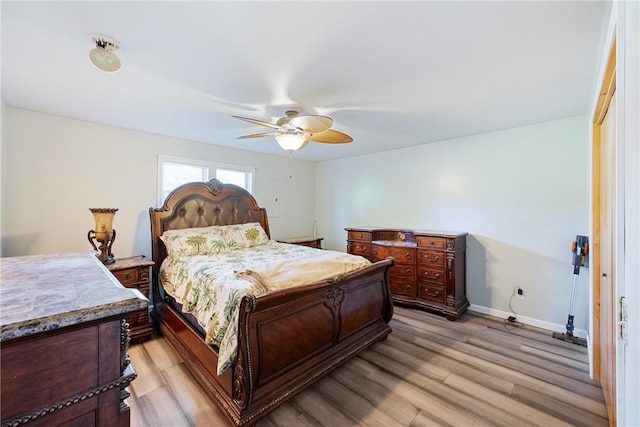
157,155,255,205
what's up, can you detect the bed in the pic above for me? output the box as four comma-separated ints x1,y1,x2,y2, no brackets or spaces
149,178,394,426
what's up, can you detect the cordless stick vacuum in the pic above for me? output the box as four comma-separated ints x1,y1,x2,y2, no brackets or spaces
553,235,588,346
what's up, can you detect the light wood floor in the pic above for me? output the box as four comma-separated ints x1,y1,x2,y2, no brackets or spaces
127,307,608,427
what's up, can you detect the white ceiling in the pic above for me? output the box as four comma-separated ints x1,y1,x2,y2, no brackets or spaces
1,1,607,161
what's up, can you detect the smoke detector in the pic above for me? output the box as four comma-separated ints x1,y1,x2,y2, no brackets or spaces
89,36,121,72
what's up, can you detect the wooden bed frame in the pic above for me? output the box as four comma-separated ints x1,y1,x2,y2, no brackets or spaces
149,179,394,426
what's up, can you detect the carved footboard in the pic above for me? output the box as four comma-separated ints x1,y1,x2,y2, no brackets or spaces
229,257,394,425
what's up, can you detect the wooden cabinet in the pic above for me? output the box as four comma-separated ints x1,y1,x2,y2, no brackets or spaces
346,227,468,320
277,236,324,249
107,256,154,342
0,252,147,427
2,319,136,427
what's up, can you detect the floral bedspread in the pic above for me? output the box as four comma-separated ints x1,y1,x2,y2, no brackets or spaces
159,240,371,374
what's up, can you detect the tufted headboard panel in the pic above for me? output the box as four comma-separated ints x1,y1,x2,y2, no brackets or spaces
149,179,270,291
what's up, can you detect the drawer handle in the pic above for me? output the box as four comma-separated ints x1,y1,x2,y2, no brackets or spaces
429,240,437,246
405,268,412,277
423,255,439,262
124,273,132,280
425,289,440,297
405,253,413,260
424,272,440,280
361,246,368,253
406,284,412,291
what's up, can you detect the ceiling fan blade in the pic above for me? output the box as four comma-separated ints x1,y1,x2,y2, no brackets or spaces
299,140,310,150
308,129,353,144
232,115,282,130
289,115,333,133
236,131,281,140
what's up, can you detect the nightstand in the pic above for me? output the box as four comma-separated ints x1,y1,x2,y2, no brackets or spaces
277,236,324,249
106,255,154,342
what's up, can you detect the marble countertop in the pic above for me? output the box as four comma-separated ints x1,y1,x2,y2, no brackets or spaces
372,240,417,248
1,252,149,342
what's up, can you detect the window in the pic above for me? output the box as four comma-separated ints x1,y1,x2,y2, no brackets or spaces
160,161,208,203
216,167,253,190
158,156,254,204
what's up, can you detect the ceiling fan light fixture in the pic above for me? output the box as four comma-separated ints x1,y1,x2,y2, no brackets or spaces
233,111,352,150
275,132,306,152
90,36,121,72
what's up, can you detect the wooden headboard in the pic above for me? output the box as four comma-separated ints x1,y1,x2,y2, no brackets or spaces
149,178,270,285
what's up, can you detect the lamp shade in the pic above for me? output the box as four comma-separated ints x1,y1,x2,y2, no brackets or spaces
275,133,306,152
89,208,118,240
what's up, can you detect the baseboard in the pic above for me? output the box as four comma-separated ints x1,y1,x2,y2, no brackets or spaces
468,303,588,339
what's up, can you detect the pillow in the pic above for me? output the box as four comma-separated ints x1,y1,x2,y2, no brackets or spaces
216,222,270,249
160,226,226,257
160,223,269,257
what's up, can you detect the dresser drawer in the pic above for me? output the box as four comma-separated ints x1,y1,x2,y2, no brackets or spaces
106,256,154,343
418,282,446,304
389,265,416,281
349,231,372,241
417,236,446,249
418,266,446,284
111,268,142,285
350,242,372,257
390,279,416,298
125,312,140,328
418,249,446,268
373,246,416,265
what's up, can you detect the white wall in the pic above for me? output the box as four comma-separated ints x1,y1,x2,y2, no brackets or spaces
2,108,316,259
620,2,640,423
316,116,590,332
3,107,593,333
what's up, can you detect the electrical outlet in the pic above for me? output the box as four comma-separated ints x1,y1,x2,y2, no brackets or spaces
516,287,525,299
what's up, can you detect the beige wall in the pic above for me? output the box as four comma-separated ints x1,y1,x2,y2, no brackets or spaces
2,108,316,259
315,116,590,333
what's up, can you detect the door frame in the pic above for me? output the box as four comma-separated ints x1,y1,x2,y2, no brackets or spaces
590,33,617,427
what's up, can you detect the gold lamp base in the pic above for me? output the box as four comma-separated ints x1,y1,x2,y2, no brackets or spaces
88,208,118,265
88,229,117,264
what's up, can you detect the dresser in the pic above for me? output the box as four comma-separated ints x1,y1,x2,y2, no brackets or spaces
107,255,155,342
346,227,468,320
0,252,148,427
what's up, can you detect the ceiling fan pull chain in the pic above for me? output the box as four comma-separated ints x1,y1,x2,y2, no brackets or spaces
288,152,294,179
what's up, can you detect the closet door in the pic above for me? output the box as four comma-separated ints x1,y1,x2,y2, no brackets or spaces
598,90,616,426
592,36,617,427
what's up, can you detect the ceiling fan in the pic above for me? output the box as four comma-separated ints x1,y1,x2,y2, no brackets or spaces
233,110,353,152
